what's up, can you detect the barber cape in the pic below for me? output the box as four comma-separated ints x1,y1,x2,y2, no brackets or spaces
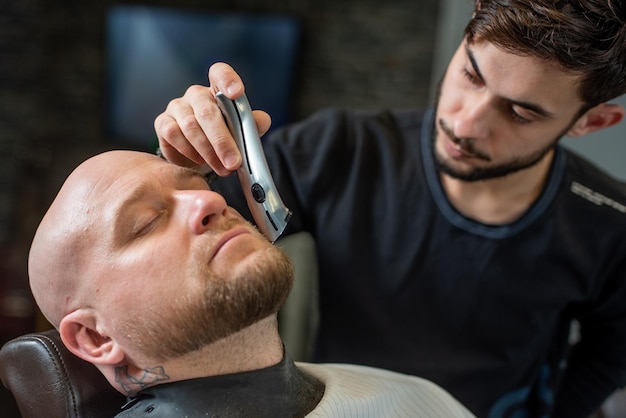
115,353,474,417
300,362,475,417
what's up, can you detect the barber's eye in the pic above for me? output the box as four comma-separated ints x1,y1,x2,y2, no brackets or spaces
462,68,481,85
509,105,534,124
511,110,531,124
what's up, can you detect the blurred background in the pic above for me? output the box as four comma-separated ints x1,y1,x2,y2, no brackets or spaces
1,0,625,414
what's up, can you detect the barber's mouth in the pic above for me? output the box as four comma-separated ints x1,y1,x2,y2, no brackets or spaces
441,132,491,162
443,134,476,159
438,119,490,162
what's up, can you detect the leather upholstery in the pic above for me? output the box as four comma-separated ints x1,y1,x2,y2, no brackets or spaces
0,329,126,418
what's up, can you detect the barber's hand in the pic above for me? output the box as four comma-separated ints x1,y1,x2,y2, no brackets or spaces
154,62,272,176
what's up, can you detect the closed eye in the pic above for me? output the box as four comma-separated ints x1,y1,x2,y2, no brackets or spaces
131,210,166,238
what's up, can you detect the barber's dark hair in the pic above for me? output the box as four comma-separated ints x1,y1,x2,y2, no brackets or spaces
465,0,626,108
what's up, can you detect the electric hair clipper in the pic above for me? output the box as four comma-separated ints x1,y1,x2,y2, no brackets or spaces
215,91,292,243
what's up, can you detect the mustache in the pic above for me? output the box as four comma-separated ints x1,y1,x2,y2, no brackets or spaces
438,119,491,162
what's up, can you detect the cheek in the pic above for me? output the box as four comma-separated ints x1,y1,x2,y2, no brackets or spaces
112,242,194,295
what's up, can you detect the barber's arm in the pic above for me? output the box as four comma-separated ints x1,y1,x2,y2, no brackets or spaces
552,260,626,418
154,62,272,176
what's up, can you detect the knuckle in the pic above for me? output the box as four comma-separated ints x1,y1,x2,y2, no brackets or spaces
212,133,231,145
195,103,220,120
166,96,184,111
159,119,181,140
185,84,205,96
211,135,230,150
179,114,201,133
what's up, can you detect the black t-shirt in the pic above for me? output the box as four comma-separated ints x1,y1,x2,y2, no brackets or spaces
212,107,626,418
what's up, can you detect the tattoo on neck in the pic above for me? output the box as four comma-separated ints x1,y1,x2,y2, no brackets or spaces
115,365,170,395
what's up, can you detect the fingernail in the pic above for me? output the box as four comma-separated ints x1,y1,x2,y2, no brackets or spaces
225,81,241,96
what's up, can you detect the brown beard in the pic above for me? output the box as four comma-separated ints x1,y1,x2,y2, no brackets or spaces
122,228,294,360
434,117,560,182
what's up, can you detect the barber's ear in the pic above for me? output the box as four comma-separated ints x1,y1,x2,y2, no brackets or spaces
568,103,625,137
59,310,124,366
472,1,481,17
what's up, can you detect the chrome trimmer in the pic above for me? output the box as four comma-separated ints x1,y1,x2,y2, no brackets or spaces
215,91,292,243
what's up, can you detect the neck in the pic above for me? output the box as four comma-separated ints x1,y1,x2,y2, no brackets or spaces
441,150,554,224
110,315,284,395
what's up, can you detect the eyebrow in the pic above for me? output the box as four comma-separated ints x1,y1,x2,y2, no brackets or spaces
465,45,555,119
117,167,204,210
173,166,209,184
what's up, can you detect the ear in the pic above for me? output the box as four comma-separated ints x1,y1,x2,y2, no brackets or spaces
59,310,124,366
568,103,625,137
471,1,481,18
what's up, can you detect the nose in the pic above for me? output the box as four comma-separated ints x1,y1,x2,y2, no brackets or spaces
453,92,492,140
176,189,229,235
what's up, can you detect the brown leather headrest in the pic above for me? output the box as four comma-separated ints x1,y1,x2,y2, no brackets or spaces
0,329,126,418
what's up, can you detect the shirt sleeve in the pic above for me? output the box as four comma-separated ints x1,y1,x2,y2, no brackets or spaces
552,252,626,417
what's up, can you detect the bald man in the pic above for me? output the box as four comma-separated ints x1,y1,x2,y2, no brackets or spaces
28,150,474,418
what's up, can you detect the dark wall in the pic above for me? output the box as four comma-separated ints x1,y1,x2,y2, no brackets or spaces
0,0,439,336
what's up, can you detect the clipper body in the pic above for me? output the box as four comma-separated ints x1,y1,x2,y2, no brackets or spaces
215,91,292,242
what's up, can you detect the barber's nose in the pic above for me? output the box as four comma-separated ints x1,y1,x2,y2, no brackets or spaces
454,93,491,140
177,190,228,235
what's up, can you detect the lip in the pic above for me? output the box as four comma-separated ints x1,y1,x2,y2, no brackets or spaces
207,226,252,263
442,134,469,159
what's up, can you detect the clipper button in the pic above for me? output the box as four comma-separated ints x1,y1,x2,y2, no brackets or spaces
251,183,266,203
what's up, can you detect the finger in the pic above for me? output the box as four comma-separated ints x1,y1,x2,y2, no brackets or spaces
155,96,206,166
156,87,234,176
253,110,272,137
207,62,272,136
179,85,241,174
154,113,204,166
208,62,245,99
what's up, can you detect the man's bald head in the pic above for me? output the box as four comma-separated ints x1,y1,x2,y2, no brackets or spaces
27,150,295,395
28,151,165,327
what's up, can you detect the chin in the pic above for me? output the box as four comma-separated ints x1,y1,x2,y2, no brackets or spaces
211,242,283,281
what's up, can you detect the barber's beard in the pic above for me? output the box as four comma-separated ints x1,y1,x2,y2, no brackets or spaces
124,232,294,360
433,118,561,181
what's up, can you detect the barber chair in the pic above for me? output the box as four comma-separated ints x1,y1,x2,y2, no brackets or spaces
0,329,126,418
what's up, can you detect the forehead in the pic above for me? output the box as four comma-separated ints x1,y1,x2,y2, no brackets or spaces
109,157,190,188
465,39,584,112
